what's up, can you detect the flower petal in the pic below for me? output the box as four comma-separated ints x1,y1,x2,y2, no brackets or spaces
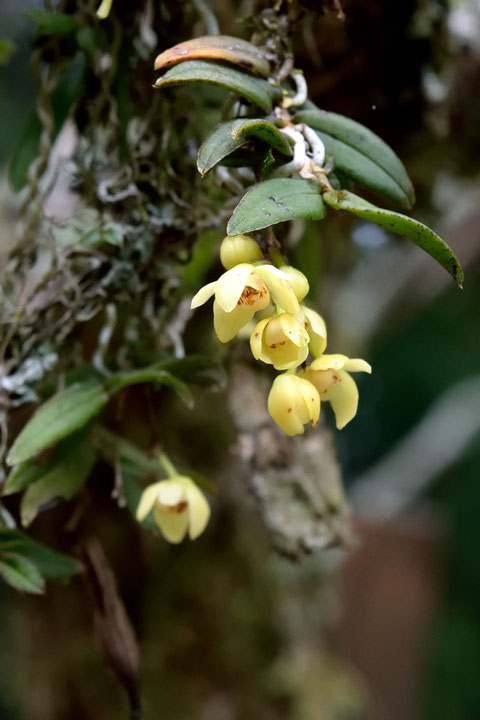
191,281,217,309
297,377,321,426
184,479,211,540
136,481,165,521
250,318,270,360
344,358,372,374
302,306,327,357
309,354,348,372
157,480,184,506
255,265,300,315
323,369,359,429
271,342,308,370
154,504,189,544
213,300,254,343
268,375,305,436
278,266,310,301
278,313,309,347
214,263,254,312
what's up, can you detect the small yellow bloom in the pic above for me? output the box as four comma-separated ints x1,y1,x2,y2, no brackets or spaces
220,234,262,270
301,354,372,429
278,266,309,301
136,476,210,544
268,373,320,436
191,263,299,343
96,0,113,19
298,305,327,357
250,313,309,370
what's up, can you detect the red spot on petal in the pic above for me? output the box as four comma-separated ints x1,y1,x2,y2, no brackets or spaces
287,408,292,413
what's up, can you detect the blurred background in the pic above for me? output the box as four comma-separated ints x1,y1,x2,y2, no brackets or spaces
1,0,479,718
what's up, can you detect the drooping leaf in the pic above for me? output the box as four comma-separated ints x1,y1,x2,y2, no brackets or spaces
197,122,247,176
154,35,271,77
318,132,412,207
106,367,194,409
0,552,45,594
323,190,464,287
20,437,97,527
230,118,292,156
24,10,77,36
197,117,291,175
0,530,82,580
9,51,87,192
227,178,326,235
154,60,278,113
3,458,45,496
295,107,415,207
7,381,108,465
219,148,262,167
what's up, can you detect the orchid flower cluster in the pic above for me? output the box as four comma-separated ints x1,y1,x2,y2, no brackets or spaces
191,234,371,436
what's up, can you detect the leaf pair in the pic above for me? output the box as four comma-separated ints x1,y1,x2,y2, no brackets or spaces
226,179,463,287
0,530,82,594
6,353,222,481
294,105,415,209
154,35,279,113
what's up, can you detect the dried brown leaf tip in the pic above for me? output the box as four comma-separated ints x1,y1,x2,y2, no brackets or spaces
154,35,271,77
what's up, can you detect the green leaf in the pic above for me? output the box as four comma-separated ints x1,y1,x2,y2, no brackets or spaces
9,51,87,192
20,437,97,527
323,190,464,287
0,38,15,66
106,367,194,409
230,118,292,155
0,552,45,594
197,118,291,176
295,107,415,207
197,122,246,176
227,178,326,235
8,113,42,193
0,531,82,580
3,459,45,496
154,60,279,113
318,132,412,207
24,10,77,36
7,381,108,466
181,230,218,289
154,35,271,77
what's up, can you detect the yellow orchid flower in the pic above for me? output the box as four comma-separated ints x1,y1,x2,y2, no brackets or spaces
220,234,262,270
136,476,210,544
301,354,372,429
190,263,299,343
268,373,320,436
96,0,113,19
250,313,309,370
298,305,327,357
278,265,309,301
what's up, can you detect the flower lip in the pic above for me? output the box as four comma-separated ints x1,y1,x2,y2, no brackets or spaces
302,353,371,429
267,373,320,436
251,314,309,370
136,476,210,543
